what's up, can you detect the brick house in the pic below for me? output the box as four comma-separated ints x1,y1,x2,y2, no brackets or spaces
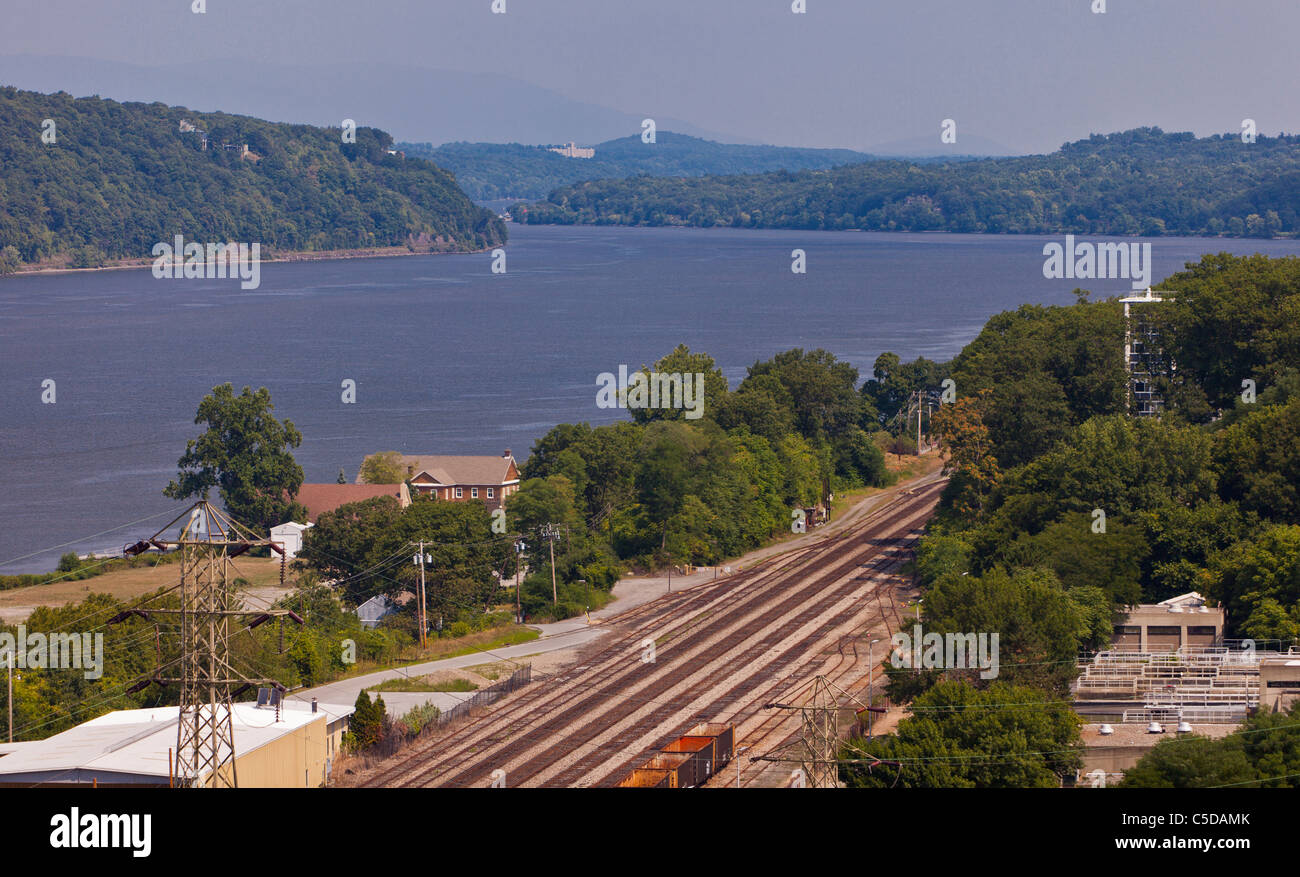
361,450,521,510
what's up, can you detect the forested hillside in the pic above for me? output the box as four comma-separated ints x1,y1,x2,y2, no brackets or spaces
844,253,1300,787
0,87,506,273
514,128,1300,238
400,132,884,200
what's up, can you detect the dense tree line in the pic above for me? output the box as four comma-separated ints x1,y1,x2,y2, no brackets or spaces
513,128,1300,238
520,345,887,554
401,132,887,201
0,87,505,273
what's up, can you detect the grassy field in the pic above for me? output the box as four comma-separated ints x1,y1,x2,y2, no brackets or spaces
369,676,479,693
0,555,292,623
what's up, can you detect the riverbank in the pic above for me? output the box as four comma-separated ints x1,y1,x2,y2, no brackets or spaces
1,241,501,279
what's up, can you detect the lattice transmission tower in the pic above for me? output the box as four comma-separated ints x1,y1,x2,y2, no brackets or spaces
118,500,300,788
800,677,841,788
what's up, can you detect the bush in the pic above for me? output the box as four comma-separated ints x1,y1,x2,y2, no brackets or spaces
398,703,441,736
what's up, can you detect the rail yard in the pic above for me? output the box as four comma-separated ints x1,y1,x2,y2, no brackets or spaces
356,475,946,788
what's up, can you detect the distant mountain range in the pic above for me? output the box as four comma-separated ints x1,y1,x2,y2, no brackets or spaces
512,128,1300,238
400,134,900,201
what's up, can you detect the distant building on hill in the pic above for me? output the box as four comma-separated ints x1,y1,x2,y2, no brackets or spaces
548,141,595,159
1259,657,1300,713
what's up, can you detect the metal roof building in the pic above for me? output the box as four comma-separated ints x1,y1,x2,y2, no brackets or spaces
0,700,352,788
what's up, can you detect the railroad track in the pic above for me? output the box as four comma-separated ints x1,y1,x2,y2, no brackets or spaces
358,477,945,788
720,530,913,787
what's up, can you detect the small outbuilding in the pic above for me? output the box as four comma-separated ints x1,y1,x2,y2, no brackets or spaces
269,521,313,559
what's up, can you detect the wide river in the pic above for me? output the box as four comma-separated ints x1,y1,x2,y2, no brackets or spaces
2,224,1297,573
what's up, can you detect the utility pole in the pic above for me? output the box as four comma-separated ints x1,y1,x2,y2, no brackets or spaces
118,501,300,788
4,649,12,744
514,538,526,623
539,525,565,605
414,542,428,649
917,393,922,453
549,532,557,605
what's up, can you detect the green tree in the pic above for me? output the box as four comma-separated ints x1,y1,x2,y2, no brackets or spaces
921,566,1088,694
164,384,306,532
358,451,408,484
841,680,1082,788
1203,524,1300,640
296,496,405,604
349,690,383,750
1214,398,1300,522
744,348,864,444
627,344,729,424
1119,736,1257,788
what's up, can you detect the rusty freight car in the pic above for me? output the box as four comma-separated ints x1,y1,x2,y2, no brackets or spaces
686,722,734,773
615,768,675,788
615,722,737,788
661,736,716,785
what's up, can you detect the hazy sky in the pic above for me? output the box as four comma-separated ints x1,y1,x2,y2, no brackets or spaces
3,0,1298,152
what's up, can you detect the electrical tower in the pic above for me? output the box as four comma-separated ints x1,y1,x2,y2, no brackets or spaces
117,500,301,788
800,677,840,788
761,675,847,788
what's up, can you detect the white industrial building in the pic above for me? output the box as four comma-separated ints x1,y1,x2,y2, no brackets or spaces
0,699,351,788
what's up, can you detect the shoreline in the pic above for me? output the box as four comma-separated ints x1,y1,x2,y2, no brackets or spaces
2,242,503,279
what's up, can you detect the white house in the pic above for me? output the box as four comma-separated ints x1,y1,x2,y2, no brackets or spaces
269,522,313,560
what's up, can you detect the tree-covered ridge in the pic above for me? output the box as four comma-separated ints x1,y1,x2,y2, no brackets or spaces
0,87,506,273
513,128,1300,237
399,132,888,201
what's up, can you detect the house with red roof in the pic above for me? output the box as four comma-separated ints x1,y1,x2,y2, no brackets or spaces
294,482,411,523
